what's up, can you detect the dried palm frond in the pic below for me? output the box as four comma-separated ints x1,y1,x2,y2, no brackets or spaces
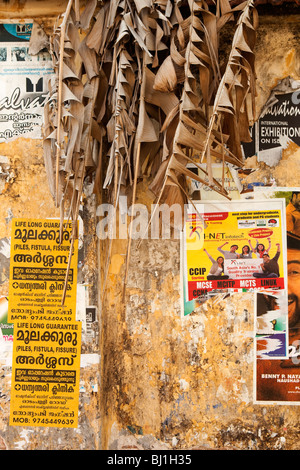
43,0,259,303
201,0,258,175
44,0,101,303
146,0,257,242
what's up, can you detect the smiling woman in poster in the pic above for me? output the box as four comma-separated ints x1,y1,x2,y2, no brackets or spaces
239,243,254,259
203,248,229,280
250,237,271,258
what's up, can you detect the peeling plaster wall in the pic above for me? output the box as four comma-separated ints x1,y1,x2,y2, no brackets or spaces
102,228,300,451
101,214,300,450
0,1,101,448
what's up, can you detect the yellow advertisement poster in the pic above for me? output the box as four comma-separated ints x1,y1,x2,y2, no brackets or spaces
8,218,78,322
184,200,287,303
10,319,82,428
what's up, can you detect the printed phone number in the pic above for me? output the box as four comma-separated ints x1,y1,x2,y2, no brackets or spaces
12,417,74,426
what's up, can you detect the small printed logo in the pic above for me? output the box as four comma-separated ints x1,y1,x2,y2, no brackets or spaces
268,218,279,227
256,219,266,227
189,225,203,239
238,219,256,229
26,77,43,93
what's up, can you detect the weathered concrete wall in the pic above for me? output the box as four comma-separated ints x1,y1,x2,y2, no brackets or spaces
0,1,101,448
0,2,300,451
0,0,71,20
100,8,300,451
100,195,300,451
0,138,101,449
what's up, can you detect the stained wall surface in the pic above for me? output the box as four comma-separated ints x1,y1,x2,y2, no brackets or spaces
0,1,299,451
100,8,300,451
0,144,101,450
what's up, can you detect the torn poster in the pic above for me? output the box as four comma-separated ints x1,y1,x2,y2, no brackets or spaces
243,77,300,167
0,21,53,141
255,292,288,360
182,199,287,305
0,295,13,342
253,186,300,239
186,163,244,201
253,189,300,404
255,233,300,404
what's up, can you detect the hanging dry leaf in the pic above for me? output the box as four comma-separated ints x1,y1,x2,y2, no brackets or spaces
153,56,177,92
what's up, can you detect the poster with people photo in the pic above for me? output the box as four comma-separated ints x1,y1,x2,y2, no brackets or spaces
182,199,287,311
254,188,300,404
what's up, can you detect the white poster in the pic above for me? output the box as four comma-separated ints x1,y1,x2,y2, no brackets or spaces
0,22,53,141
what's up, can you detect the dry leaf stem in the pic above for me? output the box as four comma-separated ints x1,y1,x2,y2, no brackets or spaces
55,0,74,207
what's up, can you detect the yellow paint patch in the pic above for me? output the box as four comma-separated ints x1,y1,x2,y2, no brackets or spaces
109,254,125,275
284,48,296,72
